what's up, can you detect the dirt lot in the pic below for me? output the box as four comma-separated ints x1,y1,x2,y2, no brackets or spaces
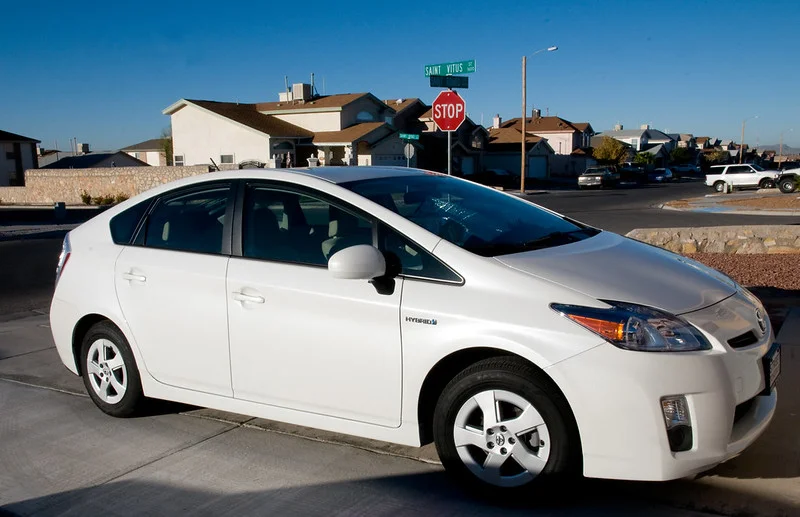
688,253,800,332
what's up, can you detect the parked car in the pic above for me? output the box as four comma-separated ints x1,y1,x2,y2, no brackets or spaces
50,167,779,493
778,161,799,171
704,164,779,192
577,166,619,189
670,164,700,178
648,168,674,183
775,166,800,193
618,164,647,183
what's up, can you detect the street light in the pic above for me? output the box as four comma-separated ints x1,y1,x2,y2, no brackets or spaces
739,115,758,164
521,45,558,193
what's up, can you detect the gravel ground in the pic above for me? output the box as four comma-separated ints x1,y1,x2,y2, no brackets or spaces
720,194,800,209
687,253,800,332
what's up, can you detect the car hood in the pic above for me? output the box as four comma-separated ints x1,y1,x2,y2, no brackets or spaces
495,231,737,315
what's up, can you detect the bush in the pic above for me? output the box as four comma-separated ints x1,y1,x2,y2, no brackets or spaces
80,190,92,205
94,194,116,205
114,193,129,204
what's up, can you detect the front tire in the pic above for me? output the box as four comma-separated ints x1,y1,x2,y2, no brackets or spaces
432,358,580,493
779,178,797,194
759,179,775,189
81,321,146,417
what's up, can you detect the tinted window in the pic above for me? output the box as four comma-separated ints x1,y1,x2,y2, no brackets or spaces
243,185,372,266
144,186,230,254
378,224,461,282
110,199,150,245
343,175,599,257
727,166,751,174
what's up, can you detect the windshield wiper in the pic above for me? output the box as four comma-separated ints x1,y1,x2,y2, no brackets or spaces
521,228,599,250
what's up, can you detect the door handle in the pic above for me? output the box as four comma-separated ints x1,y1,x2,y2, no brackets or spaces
121,272,147,283
232,292,265,304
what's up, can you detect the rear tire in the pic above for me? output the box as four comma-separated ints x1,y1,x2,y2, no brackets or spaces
779,178,796,194
433,358,580,494
80,321,146,417
713,181,726,193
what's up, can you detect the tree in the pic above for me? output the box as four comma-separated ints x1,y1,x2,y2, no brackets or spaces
592,136,630,165
706,150,729,164
670,147,692,165
161,126,174,166
633,152,655,165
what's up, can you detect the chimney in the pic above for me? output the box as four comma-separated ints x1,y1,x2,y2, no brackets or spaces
492,114,501,129
640,124,650,130
532,108,541,119
614,123,623,131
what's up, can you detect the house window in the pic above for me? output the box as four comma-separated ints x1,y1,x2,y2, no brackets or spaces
630,138,639,150
385,116,394,125
220,154,234,164
133,152,141,159
174,155,185,166
6,151,16,160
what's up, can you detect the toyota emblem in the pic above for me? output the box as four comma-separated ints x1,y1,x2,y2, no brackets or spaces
756,309,766,333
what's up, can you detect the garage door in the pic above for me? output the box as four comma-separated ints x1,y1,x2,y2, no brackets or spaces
528,157,547,179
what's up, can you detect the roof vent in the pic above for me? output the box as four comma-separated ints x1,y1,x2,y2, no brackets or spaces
396,98,404,104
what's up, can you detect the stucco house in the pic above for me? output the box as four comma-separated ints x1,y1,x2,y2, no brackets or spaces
122,139,168,166
485,126,554,179
597,125,676,152
1,129,39,186
163,84,406,169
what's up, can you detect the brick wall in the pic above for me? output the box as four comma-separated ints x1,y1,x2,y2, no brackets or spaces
0,165,213,205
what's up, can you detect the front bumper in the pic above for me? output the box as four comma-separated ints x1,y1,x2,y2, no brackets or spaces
545,289,778,481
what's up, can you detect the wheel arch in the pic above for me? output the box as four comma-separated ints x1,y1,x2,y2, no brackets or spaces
416,347,578,448
72,314,120,376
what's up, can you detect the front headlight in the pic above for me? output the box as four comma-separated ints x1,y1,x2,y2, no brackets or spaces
551,301,712,352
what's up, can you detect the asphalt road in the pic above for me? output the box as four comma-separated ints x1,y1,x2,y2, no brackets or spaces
527,181,800,234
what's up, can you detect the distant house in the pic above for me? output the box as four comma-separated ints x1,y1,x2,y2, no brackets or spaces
485,126,554,179
164,85,406,169
597,125,676,152
695,136,711,150
416,106,489,175
45,151,149,169
496,111,593,155
122,139,168,166
1,129,39,186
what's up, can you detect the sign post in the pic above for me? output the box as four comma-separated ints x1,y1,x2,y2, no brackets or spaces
431,90,467,175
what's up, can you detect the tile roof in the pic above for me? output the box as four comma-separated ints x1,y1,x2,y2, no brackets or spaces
645,129,674,141
419,108,433,119
488,127,544,145
122,138,167,151
0,129,39,143
187,100,313,137
256,93,377,113
696,136,710,143
44,152,148,169
382,98,420,114
312,122,388,144
572,122,592,132
598,129,647,138
500,116,580,133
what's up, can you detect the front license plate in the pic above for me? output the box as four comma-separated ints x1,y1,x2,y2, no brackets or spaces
763,342,781,394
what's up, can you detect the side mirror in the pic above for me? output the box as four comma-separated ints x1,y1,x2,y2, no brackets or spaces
328,245,386,280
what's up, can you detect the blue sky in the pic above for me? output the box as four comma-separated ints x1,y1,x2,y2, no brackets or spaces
2,0,799,150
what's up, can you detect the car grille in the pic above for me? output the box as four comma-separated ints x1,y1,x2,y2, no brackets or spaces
728,330,758,349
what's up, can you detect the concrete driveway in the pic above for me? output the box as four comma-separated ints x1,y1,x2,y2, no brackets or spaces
1,312,798,516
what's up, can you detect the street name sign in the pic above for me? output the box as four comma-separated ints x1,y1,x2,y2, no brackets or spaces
424,59,476,77
429,75,469,89
399,133,420,140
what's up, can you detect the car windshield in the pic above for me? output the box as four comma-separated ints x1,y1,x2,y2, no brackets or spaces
751,164,765,171
341,174,599,257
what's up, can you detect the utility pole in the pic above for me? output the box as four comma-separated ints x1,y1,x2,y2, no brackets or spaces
739,120,745,164
520,55,527,193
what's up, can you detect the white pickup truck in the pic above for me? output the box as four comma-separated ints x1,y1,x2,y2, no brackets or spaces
705,164,779,192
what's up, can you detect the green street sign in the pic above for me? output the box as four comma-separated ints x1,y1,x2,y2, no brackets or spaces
430,75,469,89
399,133,420,140
424,59,476,77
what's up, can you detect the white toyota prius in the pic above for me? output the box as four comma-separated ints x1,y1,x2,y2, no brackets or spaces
50,166,779,491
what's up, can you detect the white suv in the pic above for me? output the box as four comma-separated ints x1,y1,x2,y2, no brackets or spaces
705,164,778,192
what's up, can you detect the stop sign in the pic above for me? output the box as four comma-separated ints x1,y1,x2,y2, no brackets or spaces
432,90,466,132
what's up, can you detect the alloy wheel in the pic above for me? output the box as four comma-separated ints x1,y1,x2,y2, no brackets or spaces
86,338,128,404
452,389,551,487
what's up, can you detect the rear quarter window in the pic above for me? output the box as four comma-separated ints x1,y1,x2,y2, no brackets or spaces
109,199,151,245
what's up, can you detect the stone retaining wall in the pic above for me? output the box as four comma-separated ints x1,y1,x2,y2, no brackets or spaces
0,166,213,205
626,226,800,254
